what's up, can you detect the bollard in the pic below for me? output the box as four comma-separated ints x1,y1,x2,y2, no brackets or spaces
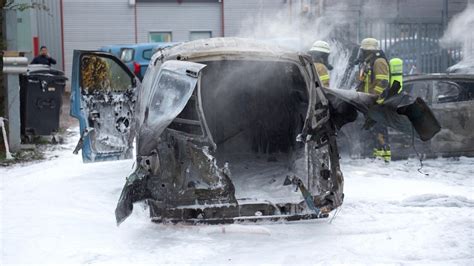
0,117,14,160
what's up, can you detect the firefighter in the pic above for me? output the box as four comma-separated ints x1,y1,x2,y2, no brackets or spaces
357,38,391,162
309,41,333,88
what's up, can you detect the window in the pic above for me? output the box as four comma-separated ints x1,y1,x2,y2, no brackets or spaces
168,94,203,136
80,55,132,93
143,49,153,60
120,48,134,62
149,32,172,42
404,81,430,102
457,81,474,101
190,31,212,41
434,81,460,103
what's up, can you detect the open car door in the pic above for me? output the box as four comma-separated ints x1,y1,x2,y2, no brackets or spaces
70,50,140,162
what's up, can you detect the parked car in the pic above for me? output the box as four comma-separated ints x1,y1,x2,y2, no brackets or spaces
71,37,438,225
99,42,179,80
390,73,474,159
98,44,126,58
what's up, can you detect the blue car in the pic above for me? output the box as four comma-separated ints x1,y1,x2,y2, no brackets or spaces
99,42,179,80
98,44,126,58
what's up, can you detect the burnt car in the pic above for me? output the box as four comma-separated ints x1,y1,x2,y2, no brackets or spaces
390,74,474,159
70,38,439,225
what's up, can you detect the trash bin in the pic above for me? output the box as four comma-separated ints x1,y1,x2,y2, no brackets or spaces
20,66,68,136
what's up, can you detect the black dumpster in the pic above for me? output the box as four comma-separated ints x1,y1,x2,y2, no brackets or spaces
20,66,68,136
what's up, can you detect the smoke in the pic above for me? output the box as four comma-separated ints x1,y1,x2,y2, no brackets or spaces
231,1,404,158
236,2,348,49
235,1,357,90
441,4,474,73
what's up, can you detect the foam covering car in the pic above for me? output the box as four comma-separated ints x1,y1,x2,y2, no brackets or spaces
70,38,440,225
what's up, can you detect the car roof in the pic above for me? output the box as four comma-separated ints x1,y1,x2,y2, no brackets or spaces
164,37,303,62
404,73,474,82
99,44,131,50
100,42,178,50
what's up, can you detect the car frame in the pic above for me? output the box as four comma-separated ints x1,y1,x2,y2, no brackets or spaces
390,73,474,159
71,37,439,225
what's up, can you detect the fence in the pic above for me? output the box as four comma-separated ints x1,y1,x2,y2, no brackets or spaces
328,20,463,74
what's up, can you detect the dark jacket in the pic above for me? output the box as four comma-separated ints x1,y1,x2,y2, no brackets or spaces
31,55,57,66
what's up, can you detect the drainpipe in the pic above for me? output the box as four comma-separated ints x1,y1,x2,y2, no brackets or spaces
134,3,138,43
129,0,137,43
30,3,39,56
220,0,225,37
60,0,65,71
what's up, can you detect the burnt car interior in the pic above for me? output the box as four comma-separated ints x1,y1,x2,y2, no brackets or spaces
166,59,310,203
202,60,307,187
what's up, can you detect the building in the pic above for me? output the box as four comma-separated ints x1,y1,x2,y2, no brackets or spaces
6,0,470,79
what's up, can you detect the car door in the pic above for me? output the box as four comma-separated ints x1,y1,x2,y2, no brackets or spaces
135,60,210,156
70,50,140,163
430,80,474,155
389,80,433,158
299,56,344,209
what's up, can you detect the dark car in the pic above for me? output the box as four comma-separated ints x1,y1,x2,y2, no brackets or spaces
70,38,438,225
390,74,474,159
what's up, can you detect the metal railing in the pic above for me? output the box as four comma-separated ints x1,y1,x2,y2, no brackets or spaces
327,20,463,74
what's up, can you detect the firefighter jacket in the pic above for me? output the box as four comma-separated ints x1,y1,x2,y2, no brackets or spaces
358,57,390,95
314,62,330,88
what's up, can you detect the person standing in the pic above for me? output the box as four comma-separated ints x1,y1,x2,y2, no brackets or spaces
31,46,57,66
356,38,391,162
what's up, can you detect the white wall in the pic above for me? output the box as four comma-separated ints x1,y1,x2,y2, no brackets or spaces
63,0,135,78
224,0,287,37
136,2,222,43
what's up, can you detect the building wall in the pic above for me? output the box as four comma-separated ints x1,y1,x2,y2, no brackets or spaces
136,1,222,42
63,0,135,77
320,0,468,22
11,0,63,70
34,0,63,70
55,0,468,79
224,0,287,37
15,4,33,56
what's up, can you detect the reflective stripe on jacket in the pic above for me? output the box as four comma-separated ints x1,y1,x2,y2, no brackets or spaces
314,62,330,88
364,58,389,95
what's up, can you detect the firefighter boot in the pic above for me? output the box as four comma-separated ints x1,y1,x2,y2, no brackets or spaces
373,147,391,163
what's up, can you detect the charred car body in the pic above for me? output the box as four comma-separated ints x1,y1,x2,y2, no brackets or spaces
70,38,440,225
390,74,474,159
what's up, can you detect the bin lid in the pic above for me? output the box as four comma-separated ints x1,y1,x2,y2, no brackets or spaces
27,65,67,79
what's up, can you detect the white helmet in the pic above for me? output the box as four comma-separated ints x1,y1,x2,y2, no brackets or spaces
309,41,330,54
360,38,379,50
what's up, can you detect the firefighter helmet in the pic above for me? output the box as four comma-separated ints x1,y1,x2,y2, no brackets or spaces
309,41,331,54
361,38,379,50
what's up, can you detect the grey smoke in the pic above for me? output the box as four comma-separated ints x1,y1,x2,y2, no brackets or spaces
235,1,355,90
441,4,474,73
